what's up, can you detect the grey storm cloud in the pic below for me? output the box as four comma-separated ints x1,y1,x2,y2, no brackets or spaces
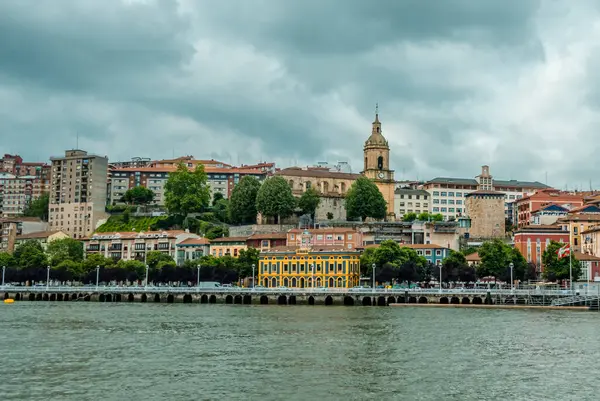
1,0,599,188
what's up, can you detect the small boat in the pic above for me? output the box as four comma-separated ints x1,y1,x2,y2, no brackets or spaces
3,299,14,304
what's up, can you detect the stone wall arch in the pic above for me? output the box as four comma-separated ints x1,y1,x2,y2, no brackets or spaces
418,296,428,304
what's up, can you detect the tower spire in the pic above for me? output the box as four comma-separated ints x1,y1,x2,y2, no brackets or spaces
375,103,379,122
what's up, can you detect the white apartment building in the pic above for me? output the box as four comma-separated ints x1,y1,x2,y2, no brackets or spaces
394,188,431,217
108,159,273,206
422,165,549,221
83,230,199,261
48,150,109,239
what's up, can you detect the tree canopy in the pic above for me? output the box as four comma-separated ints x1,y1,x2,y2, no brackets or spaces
164,163,211,217
22,193,49,221
229,176,261,225
46,238,84,267
477,239,527,281
13,240,47,268
256,176,296,223
0,252,16,268
542,241,582,282
123,186,155,205
298,188,321,218
360,240,428,282
442,251,476,283
146,251,175,270
345,177,387,222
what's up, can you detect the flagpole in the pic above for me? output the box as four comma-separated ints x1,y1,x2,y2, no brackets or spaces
569,243,573,294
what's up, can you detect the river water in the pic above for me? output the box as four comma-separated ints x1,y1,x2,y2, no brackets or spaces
0,303,599,400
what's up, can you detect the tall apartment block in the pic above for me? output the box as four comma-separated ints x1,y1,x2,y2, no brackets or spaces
0,154,50,217
48,150,108,239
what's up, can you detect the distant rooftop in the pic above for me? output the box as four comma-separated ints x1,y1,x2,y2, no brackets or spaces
426,177,549,189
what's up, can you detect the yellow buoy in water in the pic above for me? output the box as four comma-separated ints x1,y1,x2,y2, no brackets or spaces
4,299,14,304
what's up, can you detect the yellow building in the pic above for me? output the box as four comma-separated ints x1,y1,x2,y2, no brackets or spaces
557,213,600,252
258,231,360,288
362,108,396,219
209,237,248,257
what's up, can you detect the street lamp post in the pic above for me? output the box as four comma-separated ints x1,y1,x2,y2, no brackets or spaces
1,265,5,287
46,265,50,290
197,265,200,288
372,263,376,293
252,263,255,289
509,262,514,292
95,265,100,291
311,264,315,290
145,265,149,289
439,265,443,293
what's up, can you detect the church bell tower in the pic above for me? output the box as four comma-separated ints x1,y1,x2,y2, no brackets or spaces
361,105,395,218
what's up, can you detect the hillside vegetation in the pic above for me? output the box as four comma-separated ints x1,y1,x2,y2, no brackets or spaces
95,216,167,233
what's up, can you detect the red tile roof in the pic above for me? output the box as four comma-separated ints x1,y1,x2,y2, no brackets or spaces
210,236,248,243
247,233,287,240
262,245,360,253
178,238,211,245
276,167,361,180
288,228,356,234
18,231,63,240
574,251,600,261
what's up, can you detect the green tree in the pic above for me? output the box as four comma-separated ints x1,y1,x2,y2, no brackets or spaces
164,163,211,217
477,239,526,281
366,240,427,275
212,192,225,205
442,251,475,282
213,198,230,223
417,212,444,222
236,247,260,278
345,177,387,222
82,253,115,273
256,176,296,223
298,188,321,219
46,238,84,267
55,260,85,279
0,252,16,267
542,241,582,282
13,240,47,269
229,176,261,225
326,212,334,220
22,193,50,221
146,251,175,270
123,186,155,205
402,212,417,222
116,259,146,278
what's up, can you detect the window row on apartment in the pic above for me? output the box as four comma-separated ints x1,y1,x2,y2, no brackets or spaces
289,233,352,241
433,199,462,205
397,194,428,200
432,207,463,213
398,202,429,208
50,206,93,212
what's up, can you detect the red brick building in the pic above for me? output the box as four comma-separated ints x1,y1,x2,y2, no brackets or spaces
246,233,287,251
515,189,585,228
514,225,570,273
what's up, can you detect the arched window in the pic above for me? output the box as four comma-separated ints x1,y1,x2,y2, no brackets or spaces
288,180,294,188
340,182,346,193
377,156,384,170
376,126,380,133
364,157,368,169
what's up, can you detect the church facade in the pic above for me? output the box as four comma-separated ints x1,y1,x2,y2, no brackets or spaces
361,110,396,220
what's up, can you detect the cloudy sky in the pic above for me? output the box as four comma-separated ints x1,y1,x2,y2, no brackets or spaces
1,0,599,188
